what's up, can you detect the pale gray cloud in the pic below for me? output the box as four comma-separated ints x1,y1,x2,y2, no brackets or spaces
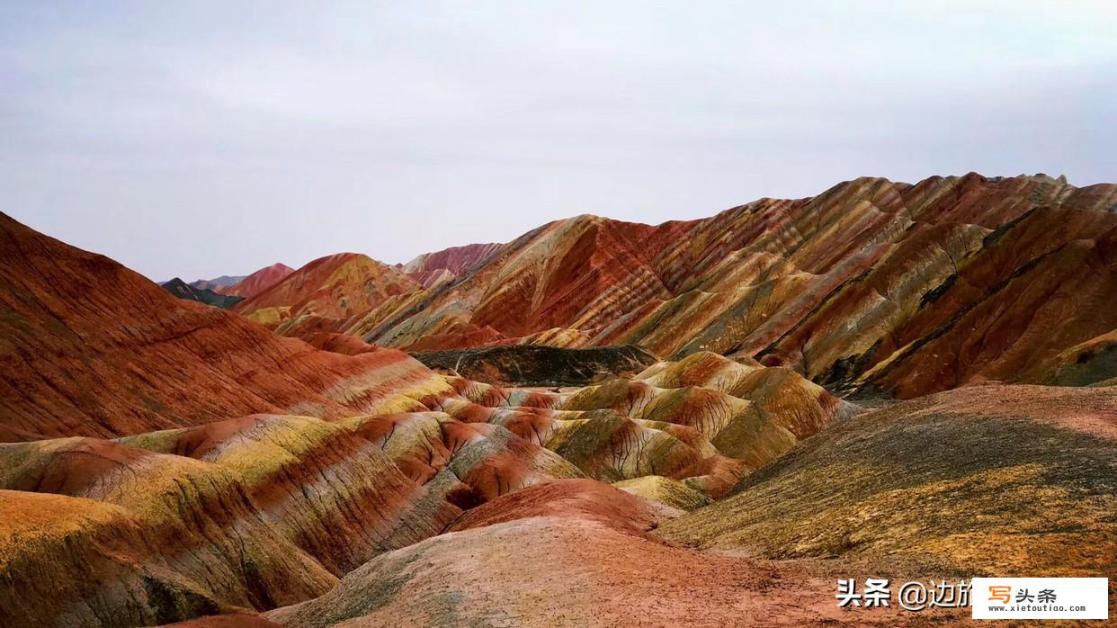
1,1,1114,280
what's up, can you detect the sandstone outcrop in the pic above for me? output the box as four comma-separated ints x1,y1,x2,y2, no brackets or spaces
0,212,448,440
219,263,293,299
344,174,1117,398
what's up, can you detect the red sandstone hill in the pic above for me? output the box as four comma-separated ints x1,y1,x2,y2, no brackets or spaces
234,252,420,336
401,242,502,287
0,213,438,441
2,208,1115,626
205,174,1117,399
350,173,1117,398
219,262,293,299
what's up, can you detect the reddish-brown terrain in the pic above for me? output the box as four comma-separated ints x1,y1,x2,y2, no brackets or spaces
234,174,1117,399
0,213,448,441
219,263,294,299
2,174,1116,627
402,242,502,287
265,479,938,627
234,253,421,338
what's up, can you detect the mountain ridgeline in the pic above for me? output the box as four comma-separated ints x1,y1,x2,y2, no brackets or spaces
1,173,1115,626
232,173,1117,398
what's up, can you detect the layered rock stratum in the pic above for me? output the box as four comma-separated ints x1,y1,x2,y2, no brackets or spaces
0,211,862,624
218,263,294,299
401,242,502,288
0,213,446,441
233,173,1117,399
2,172,1116,627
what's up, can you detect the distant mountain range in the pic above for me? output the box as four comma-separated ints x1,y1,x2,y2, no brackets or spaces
219,262,293,298
231,173,1117,398
162,263,295,308
187,274,245,291
160,277,244,308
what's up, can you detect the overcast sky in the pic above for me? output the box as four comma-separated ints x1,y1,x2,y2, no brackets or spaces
2,1,1114,281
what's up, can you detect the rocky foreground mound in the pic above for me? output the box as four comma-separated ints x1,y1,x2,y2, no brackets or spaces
263,480,924,627
660,384,1117,577
259,385,1116,627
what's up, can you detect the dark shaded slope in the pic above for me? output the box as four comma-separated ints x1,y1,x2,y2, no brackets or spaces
163,277,244,308
412,344,659,386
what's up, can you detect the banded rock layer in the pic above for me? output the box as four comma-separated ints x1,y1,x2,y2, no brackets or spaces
401,242,502,288
236,173,1117,398
5,175,1117,627
261,384,1117,628
660,384,1117,576
218,263,294,300
264,479,923,627
0,213,863,625
0,212,455,442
